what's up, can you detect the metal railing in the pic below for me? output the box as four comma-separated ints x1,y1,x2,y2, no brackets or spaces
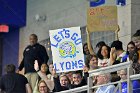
55,62,140,93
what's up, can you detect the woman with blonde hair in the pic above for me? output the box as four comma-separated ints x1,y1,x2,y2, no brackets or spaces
38,80,50,93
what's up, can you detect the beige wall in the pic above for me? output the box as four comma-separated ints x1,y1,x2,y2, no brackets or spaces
19,0,140,71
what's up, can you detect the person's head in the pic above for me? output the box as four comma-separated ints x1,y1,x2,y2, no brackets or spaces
127,41,136,54
59,74,70,87
5,64,16,73
97,45,111,59
65,71,73,83
132,30,140,49
86,54,98,69
38,80,49,93
96,41,106,52
129,50,139,63
29,34,38,46
48,62,54,74
96,41,106,48
83,43,90,55
111,40,123,51
41,63,49,74
72,70,83,85
96,73,111,85
118,69,127,80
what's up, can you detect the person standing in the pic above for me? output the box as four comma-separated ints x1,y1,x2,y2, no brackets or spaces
17,34,49,91
0,64,32,93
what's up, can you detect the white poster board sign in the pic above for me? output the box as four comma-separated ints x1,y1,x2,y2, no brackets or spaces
49,27,85,73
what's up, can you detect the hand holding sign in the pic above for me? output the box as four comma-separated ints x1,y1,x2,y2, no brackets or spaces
34,60,39,71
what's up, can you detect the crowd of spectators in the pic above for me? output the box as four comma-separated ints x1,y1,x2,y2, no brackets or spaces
0,29,140,93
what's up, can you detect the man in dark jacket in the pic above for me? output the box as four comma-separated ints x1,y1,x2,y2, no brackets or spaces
0,64,32,93
17,34,49,91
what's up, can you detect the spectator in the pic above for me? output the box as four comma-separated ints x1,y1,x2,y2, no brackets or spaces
96,41,106,53
48,62,54,81
117,69,140,93
85,54,98,70
72,71,86,86
111,40,129,62
97,45,115,67
95,73,115,93
64,71,73,84
83,43,91,63
34,61,54,92
0,64,32,93
129,50,140,74
83,43,90,55
38,80,50,93
127,41,136,54
132,30,140,59
53,73,70,92
18,34,49,90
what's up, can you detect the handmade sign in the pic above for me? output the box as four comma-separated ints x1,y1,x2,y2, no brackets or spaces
87,6,118,32
49,27,85,73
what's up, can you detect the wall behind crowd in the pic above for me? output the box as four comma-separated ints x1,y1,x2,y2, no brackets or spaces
19,0,140,70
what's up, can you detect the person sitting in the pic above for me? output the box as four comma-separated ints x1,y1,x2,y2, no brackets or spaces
0,64,32,93
117,69,140,93
95,73,115,93
38,80,51,93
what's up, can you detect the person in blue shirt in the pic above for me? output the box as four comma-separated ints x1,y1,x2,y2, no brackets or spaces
117,69,140,93
95,73,115,93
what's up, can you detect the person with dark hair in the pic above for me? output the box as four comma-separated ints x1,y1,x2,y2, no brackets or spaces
17,34,49,91
97,44,115,67
132,30,140,60
34,61,54,92
0,64,32,93
96,41,106,48
129,50,140,74
127,41,136,54
83,43,90,63
111,40,129,62
85,54,98,70
83,43,90,55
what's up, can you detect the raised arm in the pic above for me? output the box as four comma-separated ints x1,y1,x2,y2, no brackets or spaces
86,27,96,55
115,25,120,40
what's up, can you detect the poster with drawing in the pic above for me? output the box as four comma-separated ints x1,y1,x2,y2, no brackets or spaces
49,27,85,73
87,6,118,32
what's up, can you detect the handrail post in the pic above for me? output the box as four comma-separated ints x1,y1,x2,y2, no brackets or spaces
127,65,133,93
88,77,93,93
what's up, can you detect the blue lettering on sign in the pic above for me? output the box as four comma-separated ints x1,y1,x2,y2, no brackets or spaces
78,60,84,68
59,59,84,71
65,29,70,38
58,29,65,39
75,38,82,45
51,29,82,48
53,63,59,71
60,62,64,70
72,61,78,69
66,62,71,70
53,35,62,43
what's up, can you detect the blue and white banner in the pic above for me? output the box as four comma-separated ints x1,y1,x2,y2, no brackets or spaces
49,27,85,73
90,0,105,7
